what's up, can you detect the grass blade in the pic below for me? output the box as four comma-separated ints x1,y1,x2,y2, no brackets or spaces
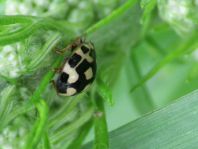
109,89,198,148
84,89,198,149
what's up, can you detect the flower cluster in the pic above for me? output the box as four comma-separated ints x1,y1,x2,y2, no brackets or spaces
158,0,198,35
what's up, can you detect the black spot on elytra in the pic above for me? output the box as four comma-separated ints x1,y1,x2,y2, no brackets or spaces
70,74,87,93
76,59,90,74
81,45,89,54
56,52,97,95
56,72,69,93
60,72,69,83
68,54,81,68
70,59,97,94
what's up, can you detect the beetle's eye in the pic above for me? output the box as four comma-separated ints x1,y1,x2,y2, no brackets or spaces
68,54,81,67
81,45,89,54
60,72,69,83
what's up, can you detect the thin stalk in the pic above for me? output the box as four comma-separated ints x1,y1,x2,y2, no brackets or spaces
130,32,198,93
93,93,109,149
30,57,63,104
26,33,62,71
67,120,93,149
23,99,49,149
0,15,35,24
51,107,94,144
85,0,137,34
42,131,51,149
49,94,84,129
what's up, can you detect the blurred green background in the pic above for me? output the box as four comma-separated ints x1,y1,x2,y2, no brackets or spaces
0,0,198,149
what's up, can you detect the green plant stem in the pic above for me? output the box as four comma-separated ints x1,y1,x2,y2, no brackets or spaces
0,85,16,131
1,101,34,132
0,23,39,45
145,34,166,55
93,94,109,149
39,18,77,36
42,131,51,149
85,0,137,34
0,20,76,46
0,35,63,132
67,120,93,149
0,15,35,24
140,0,157,37
49,94,84,130
0,15,79,33
96,78,113,106
51,107,94,144
26,33,62,71
24,99,49,149
23,54,63,148
130,31,198,93
130,53,155,111
0,15,78,46
30,56,64,104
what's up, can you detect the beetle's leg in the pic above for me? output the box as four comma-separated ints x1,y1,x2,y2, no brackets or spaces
55,42,76,54
53,46,64,55
69,37,85,51
74,36,83,44
61,44,73,53
54,43,73,54
55,49,65,55
52,67,63,73
54,37,83,54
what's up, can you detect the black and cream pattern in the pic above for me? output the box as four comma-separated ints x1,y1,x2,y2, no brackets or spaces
55,42,96,96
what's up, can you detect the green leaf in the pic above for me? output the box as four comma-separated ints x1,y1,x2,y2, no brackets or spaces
26,33,62,72
84,89,198,149
0,85,15,129
0,16,77,46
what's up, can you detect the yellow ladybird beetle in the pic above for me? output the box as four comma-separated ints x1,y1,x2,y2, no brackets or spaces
53,38,97,96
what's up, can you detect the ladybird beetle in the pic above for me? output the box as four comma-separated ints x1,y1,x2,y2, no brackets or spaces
53,38,96,96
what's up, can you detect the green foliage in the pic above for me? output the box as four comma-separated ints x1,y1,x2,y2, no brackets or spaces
0,0,198,149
